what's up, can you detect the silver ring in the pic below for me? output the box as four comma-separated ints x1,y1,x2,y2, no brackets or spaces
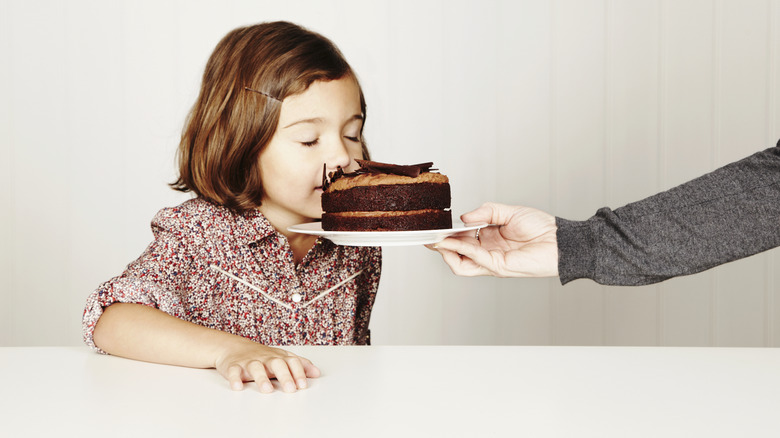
475,227,480,241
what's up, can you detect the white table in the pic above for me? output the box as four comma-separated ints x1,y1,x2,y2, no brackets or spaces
2,346,780,437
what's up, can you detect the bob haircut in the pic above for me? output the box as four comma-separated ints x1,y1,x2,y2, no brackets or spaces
171,21,369,213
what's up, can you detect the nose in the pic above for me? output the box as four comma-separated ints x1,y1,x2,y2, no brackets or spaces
325,137,354,172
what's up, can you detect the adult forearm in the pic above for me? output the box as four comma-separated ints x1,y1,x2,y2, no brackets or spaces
558,145,780,286
93,303,249,368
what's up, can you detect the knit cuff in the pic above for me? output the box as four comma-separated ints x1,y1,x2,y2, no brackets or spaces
555,217,598,285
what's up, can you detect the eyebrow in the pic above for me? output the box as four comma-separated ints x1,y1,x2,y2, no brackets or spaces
283,114,364,129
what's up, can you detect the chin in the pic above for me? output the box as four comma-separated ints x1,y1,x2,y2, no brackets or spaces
300,208,323,222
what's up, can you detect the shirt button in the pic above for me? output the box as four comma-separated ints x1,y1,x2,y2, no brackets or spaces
291,293,302,303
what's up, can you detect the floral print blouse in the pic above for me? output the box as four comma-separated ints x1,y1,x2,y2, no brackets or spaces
82,198,382,352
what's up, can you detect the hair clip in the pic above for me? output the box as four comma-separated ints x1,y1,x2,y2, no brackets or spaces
244,86,281,102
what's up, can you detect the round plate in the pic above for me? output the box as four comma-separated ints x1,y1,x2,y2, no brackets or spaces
287,222,488,247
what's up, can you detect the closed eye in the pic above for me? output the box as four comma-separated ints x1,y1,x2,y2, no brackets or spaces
344,136,360,142
301,139,319,147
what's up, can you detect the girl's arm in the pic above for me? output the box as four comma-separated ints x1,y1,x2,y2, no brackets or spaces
93,303,320,393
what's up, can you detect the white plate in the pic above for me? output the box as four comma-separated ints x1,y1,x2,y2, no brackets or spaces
288,222,488,247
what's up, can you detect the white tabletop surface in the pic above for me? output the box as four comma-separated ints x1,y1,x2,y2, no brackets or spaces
2,345,780,437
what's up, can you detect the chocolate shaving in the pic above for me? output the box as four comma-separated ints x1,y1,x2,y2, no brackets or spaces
322,165,344,191
354,159,435,177
322,159,438,190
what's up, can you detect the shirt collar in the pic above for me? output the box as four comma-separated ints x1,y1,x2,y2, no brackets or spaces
233,207,277,245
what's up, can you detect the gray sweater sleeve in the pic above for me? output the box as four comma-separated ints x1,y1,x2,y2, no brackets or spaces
556,143,780,286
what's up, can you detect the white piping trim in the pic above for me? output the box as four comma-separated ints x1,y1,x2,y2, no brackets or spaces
209,265,292,310
301,270,364,309
209,265,364,310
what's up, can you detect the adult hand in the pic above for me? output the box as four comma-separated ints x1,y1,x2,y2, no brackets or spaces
429,202,559,277
215,339,321,393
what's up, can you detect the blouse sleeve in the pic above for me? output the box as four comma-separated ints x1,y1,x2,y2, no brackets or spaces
557,144,780,286
82,210,194,352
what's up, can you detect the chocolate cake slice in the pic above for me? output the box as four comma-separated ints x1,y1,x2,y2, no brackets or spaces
321,160,452,231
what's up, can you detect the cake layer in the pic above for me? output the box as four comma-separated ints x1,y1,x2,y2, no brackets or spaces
327,171,449,191
322,209,452,231
322,182,451,213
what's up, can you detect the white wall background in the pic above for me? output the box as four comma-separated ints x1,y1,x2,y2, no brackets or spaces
2,0,779,347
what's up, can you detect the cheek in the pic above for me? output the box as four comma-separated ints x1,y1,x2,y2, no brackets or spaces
258,155,289,195
348,142,365,159
257,158,274,187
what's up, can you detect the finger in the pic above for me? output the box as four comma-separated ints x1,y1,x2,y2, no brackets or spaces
225,364,245,391
436,247,490,277
437,247,471,274
426,231,473,252
246,360,274,393
434,236,478,257
296,356,321,378
283,356,310,389
437,237,505,276
267,358,297,393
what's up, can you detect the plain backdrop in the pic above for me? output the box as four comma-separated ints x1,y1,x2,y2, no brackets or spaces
2,0,779,347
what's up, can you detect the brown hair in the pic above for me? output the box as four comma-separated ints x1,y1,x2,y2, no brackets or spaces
171,21,369,212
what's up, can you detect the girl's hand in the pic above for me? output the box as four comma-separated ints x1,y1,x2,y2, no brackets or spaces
214,340,321,393
428,202,559,278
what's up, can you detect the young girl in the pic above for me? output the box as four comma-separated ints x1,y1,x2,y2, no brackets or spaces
82,21,381,394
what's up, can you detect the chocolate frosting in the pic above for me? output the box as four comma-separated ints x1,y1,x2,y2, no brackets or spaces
322,159,437,190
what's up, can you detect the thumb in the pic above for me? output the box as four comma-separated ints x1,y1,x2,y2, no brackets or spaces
460,202,520,226
460,203,496,225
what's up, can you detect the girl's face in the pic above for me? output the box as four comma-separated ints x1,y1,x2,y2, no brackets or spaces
258,76,364,228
